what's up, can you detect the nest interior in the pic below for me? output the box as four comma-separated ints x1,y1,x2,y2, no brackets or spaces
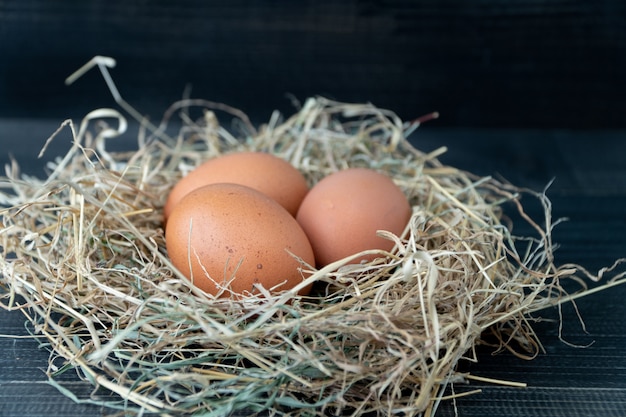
1,96,625,417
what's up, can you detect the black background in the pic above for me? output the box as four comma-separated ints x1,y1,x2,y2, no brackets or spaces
1,0,625,128
1,1,626,417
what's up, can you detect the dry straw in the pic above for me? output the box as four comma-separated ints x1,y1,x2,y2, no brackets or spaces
1,58,625,416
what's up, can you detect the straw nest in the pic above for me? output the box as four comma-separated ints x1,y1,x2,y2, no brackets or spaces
1,96,625,417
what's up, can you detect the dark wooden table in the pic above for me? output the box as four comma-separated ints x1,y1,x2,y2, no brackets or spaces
1,120,625,416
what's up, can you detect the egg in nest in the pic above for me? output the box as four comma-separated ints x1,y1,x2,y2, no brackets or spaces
296,168,411,267
165,183,315,297
163,151,309,224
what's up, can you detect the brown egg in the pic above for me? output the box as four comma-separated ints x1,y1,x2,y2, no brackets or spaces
165,183,315,297
163,151,308,223
296,168,411,267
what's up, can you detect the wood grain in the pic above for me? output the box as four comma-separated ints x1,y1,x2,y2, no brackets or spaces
0,1,625,128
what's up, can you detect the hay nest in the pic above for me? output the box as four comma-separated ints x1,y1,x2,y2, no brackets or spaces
1,95,625,416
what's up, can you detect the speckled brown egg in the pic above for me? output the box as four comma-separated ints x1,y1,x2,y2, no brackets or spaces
163,151,309,224
296,167,412,267
165,183,315,297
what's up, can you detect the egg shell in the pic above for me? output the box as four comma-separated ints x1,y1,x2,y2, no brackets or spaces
296,167,411,267
163,151,309,223
165,183,315,297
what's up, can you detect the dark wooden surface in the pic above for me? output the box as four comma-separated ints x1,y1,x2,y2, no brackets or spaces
1,121,625,416
1,0,625,128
